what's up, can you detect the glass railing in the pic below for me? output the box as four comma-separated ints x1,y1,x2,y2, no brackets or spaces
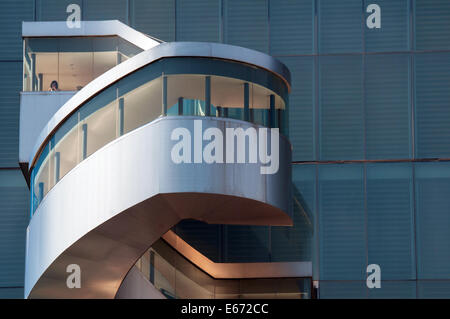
135,239,311,299
30,57,289,215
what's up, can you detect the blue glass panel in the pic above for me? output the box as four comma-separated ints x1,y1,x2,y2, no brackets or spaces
225,225,270,262
176,0,220,42
36,0,82,21
272,164,315,262
418,281,450,298
83,0,128,23
224,0,269,53
269,0,314,55
0,170,29,287
319,55,364,160
367,163,415,280
319,281,367,299
319,164,366,280
415,53,450,158
415,162,450,279
175,220,221,262
319,0,363,53
0,62,22,167
364,0,410,52
279,56,315,161
415,0,450,50
365,54,411,159
0,0,34,60
131,0,175,41
369,281,416,299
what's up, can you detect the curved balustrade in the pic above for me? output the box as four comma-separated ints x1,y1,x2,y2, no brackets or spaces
30,57,289,215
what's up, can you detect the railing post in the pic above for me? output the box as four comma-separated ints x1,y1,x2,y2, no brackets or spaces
205,76,211,116
178,97,184,115
269,94,275,128
118,97,124,136
162,76,167,116
244,82,249,121
82,123,88,160
54,152,60,183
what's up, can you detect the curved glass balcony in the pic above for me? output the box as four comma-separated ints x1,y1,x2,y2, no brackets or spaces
30,57,289,215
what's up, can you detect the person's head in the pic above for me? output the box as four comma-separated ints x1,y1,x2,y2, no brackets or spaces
50,80,58,90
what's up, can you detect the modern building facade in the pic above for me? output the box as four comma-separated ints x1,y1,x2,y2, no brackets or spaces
0,0,450,299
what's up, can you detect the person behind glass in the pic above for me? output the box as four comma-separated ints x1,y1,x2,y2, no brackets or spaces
49,80,59,91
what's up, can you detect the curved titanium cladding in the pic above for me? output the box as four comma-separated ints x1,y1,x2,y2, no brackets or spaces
25,116,292,298
30,49,291,214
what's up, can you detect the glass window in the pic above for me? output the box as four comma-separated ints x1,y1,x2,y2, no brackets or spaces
318,164,366,280
319,55,364,160
319,0,363,53
23,37,142,92
365,54,411,159
225,225,270,262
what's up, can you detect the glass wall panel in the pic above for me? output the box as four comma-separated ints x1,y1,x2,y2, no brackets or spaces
417,280,450,298
24,37,142,92
319,55,364,160
364,0,410,52
224,0,269,53
365,54,411,159
415,0,450,50
319,281,367,299
279,56,315,161
224,225,270,262
369,281,416,299
272,164,315,263
415,52,450,158
319,0,363,53
367,163,415,280
131,0,175,42
175,0,220,42
269,0,314,55
139,239,312,299
319,164,366,280
79,86,117,158
415,162,450,279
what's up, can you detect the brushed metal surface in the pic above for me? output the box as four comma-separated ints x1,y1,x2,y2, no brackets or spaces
26,116,292,298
